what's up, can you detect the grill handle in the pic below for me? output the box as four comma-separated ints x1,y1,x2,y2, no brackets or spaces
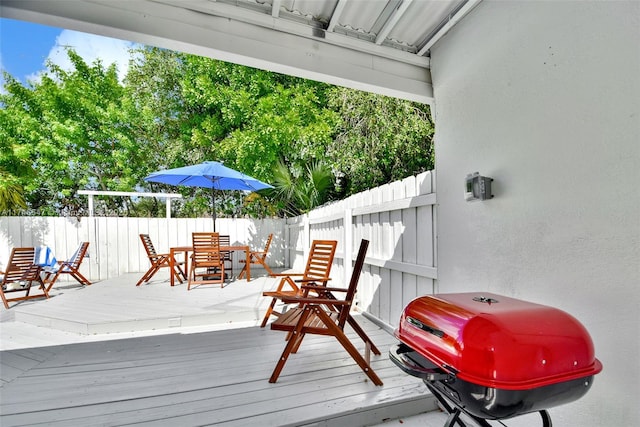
407,317,445,338
389,344,452,381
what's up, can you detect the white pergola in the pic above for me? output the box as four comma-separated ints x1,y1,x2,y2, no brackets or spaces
77,190,182,218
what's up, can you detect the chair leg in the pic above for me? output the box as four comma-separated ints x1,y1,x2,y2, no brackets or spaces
44,271,63,292
269,307,311,383
260,298,279,327
171,266,184,285
187,264,195,290
347,316,381,355
258,259,274,276
314,307,383,386
1,292,9,309
238,263,248,279
136,264,160,286
70,270,92,287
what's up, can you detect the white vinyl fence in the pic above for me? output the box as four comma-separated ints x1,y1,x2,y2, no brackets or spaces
0,217,285,282
284,171,437,328
1,171,437,328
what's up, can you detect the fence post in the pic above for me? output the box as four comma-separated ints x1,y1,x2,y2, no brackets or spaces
344,208,353,287
303,214,310,260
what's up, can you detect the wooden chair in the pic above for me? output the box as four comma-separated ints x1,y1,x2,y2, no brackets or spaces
43,242,92,292
1,247,50,309
188,232,225,289
136,234,186,286
238,233,274,279
268,239,383,385
260,239,337,327
218,234,233,278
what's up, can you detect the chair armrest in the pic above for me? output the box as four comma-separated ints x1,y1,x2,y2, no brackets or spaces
302,285,347,293
295,277,331,284
270,272,304,277
263,290,298,297
280,296,350,305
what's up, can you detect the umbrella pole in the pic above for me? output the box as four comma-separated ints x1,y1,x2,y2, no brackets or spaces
212,187,216,232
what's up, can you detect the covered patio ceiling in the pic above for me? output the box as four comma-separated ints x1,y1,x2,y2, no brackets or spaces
0,0,481,104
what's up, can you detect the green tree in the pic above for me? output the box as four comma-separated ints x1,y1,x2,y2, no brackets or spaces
179,56,339,183
0,76,36,213
1,49,145,215
327,88,434,195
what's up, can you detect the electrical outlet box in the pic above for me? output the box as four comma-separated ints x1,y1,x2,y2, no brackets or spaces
465,172,494,201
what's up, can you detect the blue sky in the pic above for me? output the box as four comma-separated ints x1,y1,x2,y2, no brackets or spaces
1,17,136,87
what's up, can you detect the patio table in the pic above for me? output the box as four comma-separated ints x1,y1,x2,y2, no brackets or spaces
169,244,251,286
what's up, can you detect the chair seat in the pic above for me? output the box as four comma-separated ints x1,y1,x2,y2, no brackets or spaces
271,306,339,333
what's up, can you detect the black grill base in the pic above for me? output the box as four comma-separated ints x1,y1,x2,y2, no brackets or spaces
424,380,552,427
390,344,595,427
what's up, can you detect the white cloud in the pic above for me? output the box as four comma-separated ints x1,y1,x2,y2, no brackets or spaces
28,30,137,82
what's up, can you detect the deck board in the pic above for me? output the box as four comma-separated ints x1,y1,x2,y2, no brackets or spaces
1,320,435,426
1,271,438,426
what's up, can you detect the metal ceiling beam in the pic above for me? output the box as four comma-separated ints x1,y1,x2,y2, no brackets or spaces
375,0,414,45
0,0,434,103
271,0,281,18
327,0,348,33
417,0,482,56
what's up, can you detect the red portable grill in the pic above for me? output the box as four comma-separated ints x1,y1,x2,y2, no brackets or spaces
390,292,602,427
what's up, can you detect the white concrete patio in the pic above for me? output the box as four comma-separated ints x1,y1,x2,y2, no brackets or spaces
0,271,450,426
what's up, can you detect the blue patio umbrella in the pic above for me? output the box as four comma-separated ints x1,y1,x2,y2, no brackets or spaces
144,161,273,231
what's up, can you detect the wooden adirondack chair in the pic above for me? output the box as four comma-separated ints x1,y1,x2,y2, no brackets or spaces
238,233,274,279
268,239,383,385
188,232,226,289
43,242,92,292
1,247,50,309
137,234,186,286
260,239,337,327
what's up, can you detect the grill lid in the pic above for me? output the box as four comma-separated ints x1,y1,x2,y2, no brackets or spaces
394,292,603,390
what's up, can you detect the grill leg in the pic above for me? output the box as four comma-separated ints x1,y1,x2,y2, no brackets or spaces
444,409,468,427
424,382,469,427
424,380,497,427
539,410,552,427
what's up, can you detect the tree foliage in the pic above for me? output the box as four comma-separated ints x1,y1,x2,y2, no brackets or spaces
0,46,434,218
327,88,434,195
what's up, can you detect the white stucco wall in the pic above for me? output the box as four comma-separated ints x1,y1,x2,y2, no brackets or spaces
430,1,639,425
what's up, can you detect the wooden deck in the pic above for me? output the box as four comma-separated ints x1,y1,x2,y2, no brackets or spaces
0,272,440,426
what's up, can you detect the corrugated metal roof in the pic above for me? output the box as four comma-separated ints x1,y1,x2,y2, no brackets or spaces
179,0,474,59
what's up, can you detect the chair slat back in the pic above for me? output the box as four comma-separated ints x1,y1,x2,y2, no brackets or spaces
260,234,274,261
218,234,232,261
192,232,221,264
139,234,160,261
303,240,337,282
68,242,90,269
2,248,36,283
336,239,369,328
